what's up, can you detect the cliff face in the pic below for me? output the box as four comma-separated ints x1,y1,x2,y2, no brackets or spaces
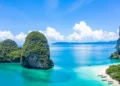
116,38,120,54
111,27,120,59
21,31,54,69
0,39,20,62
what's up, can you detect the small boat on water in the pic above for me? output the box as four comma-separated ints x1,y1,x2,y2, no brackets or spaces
101,76,107,78
88,65,91,66
98,75,102,77
102,79,107,81
108,82,113,84
108,81,113,82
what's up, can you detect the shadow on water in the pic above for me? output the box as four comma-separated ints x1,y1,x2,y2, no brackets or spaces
21,67,76,83
0,63,76,84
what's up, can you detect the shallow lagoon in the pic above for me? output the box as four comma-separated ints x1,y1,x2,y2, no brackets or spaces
0,44,120,86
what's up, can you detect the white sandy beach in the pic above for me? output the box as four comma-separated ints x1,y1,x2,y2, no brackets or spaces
91,64,120,86
74,63,120,86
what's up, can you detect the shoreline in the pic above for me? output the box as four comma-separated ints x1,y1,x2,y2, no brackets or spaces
91,64,120,86
74,63,120,86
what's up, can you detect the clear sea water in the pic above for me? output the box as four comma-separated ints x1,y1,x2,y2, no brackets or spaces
0,43,120,86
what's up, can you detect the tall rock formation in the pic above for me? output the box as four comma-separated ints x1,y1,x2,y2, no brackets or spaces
111,26,120,59
0,39,20,62
21,31,54,69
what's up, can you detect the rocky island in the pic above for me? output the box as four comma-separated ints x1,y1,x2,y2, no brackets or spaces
21,31,54,69
106,27,120,84
110,26,120,59
0,31,54,69
0,39,21,62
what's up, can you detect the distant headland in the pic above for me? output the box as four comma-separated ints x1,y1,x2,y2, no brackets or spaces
52,41,116,45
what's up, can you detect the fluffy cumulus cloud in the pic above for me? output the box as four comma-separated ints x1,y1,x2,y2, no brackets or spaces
0,31,27,45
39,27,64,41
0,22,119,45
14,32,27,44
0,31,14,41
67,21,118,42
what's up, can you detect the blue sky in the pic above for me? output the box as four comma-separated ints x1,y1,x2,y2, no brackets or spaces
0,0,120,44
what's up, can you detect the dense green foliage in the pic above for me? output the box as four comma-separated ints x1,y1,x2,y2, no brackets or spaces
0,32,54,69
106,64,120,82
116,38,120,54
21,31,54,69
0,39,20,62
111,37,120,59
22,31,49,57
110,51,120,59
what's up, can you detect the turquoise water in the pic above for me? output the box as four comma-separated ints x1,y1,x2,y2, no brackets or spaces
0,44,120,86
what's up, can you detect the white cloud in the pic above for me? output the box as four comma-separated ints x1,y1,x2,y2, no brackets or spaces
67,21,118,42
67,32,80,41
0,31,26,45
0,31,14,41
15,32,27,44
40,27,64,41
0,22,118,45
92,30,118,41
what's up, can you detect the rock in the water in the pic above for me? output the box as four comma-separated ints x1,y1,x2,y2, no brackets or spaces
0,39,20,62
21,31,54,69
111,27,120,59
110,51,120,59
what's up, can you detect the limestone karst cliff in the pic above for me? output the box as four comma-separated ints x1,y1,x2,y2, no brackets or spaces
21,31,54,69
111,26,120,59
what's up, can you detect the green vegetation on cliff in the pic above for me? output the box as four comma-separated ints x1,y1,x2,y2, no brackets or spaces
0,31,54,69
0,39,20,62
111,27,120,59
106,64,120,82
107,27,120,83
110,51,120,59
21,31,54,69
